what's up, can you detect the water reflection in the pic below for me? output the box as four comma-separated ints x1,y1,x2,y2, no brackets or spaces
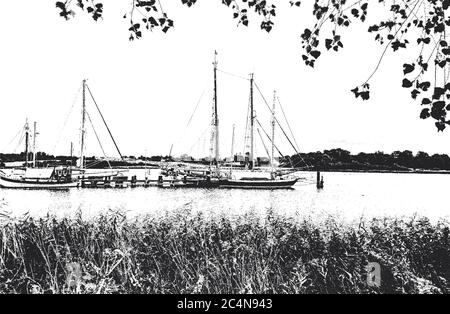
1,171,449,223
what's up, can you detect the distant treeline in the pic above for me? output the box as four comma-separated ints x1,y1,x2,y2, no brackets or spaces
284,148,450,171
0,152,75,167
3,149,450,172
0,152,170,168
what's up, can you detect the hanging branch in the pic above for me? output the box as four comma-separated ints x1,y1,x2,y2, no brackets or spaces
55,0,277,39
55,0,450,132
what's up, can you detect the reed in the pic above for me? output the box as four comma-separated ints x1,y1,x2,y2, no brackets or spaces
0,208,449,294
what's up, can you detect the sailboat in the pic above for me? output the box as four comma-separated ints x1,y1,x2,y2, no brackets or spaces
172,52,222,188
218,74,298,189
0,79,124,189
73,79,127,187
173,53,299,189
0,167,78,189
0,120,78,189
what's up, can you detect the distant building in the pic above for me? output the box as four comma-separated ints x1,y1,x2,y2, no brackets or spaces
180,154,194,162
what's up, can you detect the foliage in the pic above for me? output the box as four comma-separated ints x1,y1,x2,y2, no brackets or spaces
53,1,450,132
5,148,450,171
55,0,275,40
0,209,449,294
0,153,164,168
295,1,450,132
289,148,450,171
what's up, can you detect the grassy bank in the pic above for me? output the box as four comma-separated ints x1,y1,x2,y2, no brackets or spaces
0,210,449,294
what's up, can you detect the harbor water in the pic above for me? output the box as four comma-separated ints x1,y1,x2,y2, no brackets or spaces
1,171,449,223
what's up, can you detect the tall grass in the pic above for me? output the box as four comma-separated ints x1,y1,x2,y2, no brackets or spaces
0,208,449,294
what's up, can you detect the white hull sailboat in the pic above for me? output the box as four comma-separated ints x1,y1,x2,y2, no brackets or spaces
0,173,78,189
0,168,78,189
0,121,78,189
217,70,298,189
0,80,124,189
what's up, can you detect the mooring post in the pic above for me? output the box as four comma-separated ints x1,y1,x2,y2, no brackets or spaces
144,170,149,187
316,171,324,189
157,175,163,187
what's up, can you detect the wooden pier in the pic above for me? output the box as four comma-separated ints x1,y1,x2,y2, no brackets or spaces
79,174,190,188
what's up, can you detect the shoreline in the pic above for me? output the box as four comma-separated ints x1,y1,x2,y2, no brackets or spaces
3,162,450,175
79,166,450,175
303,169,450,174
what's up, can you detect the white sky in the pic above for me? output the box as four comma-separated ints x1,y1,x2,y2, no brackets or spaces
1,1,450,158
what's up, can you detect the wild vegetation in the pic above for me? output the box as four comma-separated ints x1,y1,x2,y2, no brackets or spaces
0,208,448,294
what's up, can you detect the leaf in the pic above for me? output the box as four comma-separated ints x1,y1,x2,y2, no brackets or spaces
310,50,321,59
420,108,430,119
432,87,445,100
421,98,431,105
403,63,415,75
402,79,413,88
436,121,446,132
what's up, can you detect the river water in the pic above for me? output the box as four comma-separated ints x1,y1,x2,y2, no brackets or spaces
0,171,449,223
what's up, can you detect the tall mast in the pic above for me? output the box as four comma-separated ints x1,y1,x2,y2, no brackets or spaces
229,124,235,176
70,142,73,167
231,124,235,161
24,119,29,168
249,73,254,170
80,79,87,170
213,51,220,165
271,90,276,172
32,121,37,168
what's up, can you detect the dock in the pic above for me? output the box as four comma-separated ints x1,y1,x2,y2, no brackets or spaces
78,174,206,188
